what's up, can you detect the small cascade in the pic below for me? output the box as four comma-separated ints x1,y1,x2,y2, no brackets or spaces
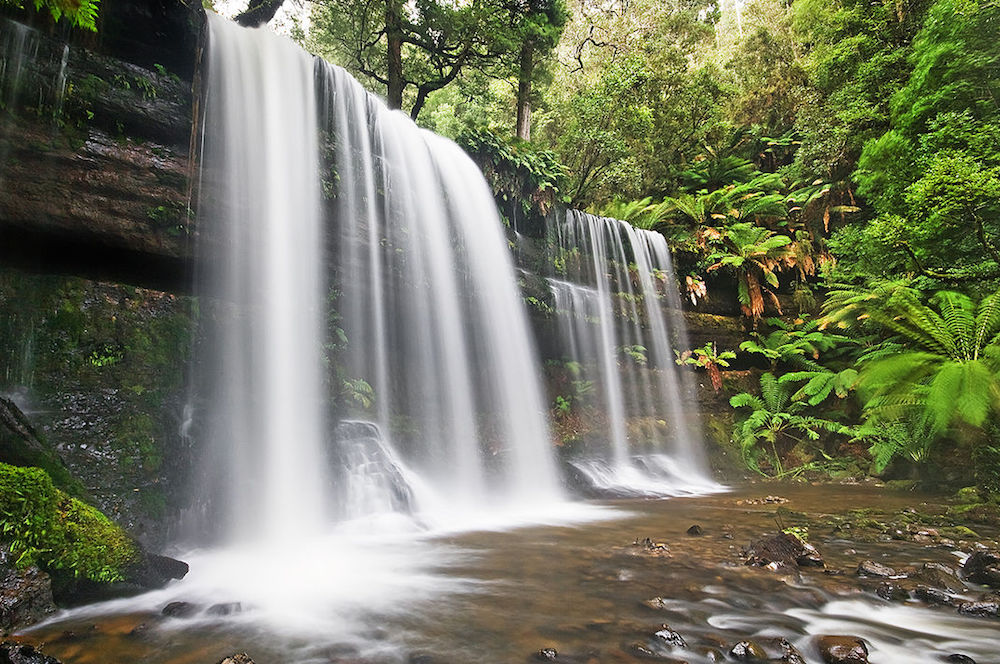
549,209,717,495
330,420,415,520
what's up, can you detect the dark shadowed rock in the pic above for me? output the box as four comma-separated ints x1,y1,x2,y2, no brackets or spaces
127,554,189,589
729,640,768,660
957,600,999,617
962,551,1000,588
0,550,56,633
875,582,909,601
912,563,966,592
942,654,976,663
915,586,955,606
161,601,198,618
536,647,558,660
743,532,823,570
816,636,868,663
686,525,703,536
0,642,63,664
856,560,895,578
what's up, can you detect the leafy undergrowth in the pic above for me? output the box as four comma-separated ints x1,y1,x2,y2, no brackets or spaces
0,462,139,583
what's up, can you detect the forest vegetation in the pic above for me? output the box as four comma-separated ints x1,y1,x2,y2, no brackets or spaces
289,0,1000,490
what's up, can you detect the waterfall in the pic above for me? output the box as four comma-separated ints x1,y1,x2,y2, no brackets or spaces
196,14,563,542
548,210,717,495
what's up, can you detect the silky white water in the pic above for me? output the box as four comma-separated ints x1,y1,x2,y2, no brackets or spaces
550,210,717,495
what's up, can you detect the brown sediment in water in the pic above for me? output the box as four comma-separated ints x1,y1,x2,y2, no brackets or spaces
18,484,999,664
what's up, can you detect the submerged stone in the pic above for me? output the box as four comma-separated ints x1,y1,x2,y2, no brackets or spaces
728,640,768,660
0,642,63,664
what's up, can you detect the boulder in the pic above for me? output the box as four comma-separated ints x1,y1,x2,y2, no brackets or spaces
962,551,1000,588
911,563,966,593
161,601,198,618
685,525,704,536
875,582,909,601
957,600,999,617
914,586,954,606
0,549,56,633
942,655,976,663
653,625,687,649
815,636,868,664
728,640,768,660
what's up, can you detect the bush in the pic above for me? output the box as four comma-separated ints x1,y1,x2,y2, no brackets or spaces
0,463,139,583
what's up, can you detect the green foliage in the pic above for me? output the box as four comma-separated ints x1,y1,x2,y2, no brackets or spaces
824,282,1000,462
706,222,794,319
0,463,139,582
3,0,101,31
730,372,854,476
739,316,852,371
458,129,566,220
675,342,735,392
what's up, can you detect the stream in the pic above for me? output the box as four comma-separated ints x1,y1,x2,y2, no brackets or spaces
18,484,999,663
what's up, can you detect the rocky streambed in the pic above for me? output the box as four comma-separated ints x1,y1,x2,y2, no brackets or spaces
7,484,1000,664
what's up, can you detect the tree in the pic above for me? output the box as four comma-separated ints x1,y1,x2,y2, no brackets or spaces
308,0,563,120
511,0,567,140
706,222,794,320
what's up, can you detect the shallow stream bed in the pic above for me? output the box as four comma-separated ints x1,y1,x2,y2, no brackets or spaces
17,484,1000,663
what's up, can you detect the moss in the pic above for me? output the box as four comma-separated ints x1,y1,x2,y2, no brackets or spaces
0,463,139,583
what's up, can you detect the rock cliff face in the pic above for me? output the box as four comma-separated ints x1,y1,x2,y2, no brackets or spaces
0,1,200,293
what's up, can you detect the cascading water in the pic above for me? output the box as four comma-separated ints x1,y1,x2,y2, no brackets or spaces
317,67,563,516
197,16,328,544
548,209,718,495
196,10,568,544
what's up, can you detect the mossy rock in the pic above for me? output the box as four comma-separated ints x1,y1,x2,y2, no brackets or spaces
948,502,1000,526
0,463,139,585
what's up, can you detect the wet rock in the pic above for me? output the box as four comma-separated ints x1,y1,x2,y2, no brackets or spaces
915,586,954,606
912,563,966,592
653,625,687,649
408,653,435,664
127,622,149,637
697,648,725,662
875,582,910,601
743,532,823,570
0,550,56,633
126,554,189,589
206,602,243,616
757,637,805,663
161,601,198,618
962,551,1000,588
815,635,868,663
215,654,254,664
942,654,976,663
957,600,999,617
728,640,768,660
536,648,558,661
856,560,895,578
0,642,63,664
642,597,670,610
686,525,703,536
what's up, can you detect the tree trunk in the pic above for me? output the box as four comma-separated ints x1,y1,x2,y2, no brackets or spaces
515,42,534,141
386,0,405,110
